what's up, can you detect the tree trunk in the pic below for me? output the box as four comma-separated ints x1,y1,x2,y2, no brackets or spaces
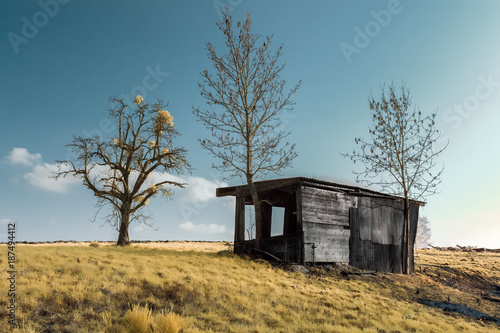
247,178,262,249
404,198,411,274
117,210,130,246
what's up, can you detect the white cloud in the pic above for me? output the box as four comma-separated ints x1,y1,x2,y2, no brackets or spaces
179,221,227,234
150,173,228,203
133,225,145,232
6,147,81,193
24,163,80,193
7,147,228,199
181,176,228,203
7,147,41,166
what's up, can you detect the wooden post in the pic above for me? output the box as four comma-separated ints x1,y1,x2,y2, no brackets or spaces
296,185,304,264
261,203,272,239
235,196,245,243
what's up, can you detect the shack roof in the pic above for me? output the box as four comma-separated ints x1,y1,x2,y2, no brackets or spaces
216,177,425,205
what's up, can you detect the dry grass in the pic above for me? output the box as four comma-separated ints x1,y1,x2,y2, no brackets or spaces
131,241,229,253
125,304,152,333
0,243,498,332
21,241,227,253
156,311,183,333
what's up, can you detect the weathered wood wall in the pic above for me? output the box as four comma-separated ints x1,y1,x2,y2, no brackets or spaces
261,233,302,262
407,203,419,272
349,197,419,273
232,180,419,272
301,186,354,263
234,235,302,263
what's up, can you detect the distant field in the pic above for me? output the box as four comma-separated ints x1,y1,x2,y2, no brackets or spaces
1,242,499,332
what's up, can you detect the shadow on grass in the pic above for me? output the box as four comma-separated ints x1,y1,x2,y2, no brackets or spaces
418,299,500,325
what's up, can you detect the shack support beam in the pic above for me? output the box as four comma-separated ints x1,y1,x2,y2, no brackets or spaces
235,196,245,243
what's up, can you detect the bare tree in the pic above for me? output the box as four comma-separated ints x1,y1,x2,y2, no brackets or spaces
245,206,256,241
54,96,190,246
416,215,431,249
193,10,301,249
342,83,447,273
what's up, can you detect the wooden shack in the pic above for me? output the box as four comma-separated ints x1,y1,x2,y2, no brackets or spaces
216,177,423,273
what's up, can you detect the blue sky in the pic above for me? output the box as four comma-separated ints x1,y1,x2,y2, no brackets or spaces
1,0,499,247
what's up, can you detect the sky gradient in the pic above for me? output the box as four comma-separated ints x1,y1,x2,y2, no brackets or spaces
1,0,499,248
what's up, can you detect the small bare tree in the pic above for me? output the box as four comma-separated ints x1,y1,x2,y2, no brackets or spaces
416,215,431,249
54,96,190,246
342,83,447,273
245,206,256,241
193,10,301,248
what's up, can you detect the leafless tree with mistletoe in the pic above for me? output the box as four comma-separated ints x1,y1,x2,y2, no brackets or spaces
193,10,301,248
54,96,190,246
342,83,447,273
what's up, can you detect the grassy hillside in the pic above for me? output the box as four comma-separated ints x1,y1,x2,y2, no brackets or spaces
1,242,499,332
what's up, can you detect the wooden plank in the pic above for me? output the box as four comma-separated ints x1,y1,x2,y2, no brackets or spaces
304,242,315,263
391,245,403,274
364,240,375,270
303,222,350,263
227,179,300,198
301,206,351,217
296,187,303,231
301,187,353,226
297,186,303,264
235,196,245,243
374,244,391,272
301,186,352,203
301,213,349,226
302,189,353,211
371,203,384,244
369,198,404,245
374,244,403,273
358,197,372,241
284,196,297,234
261,203,272,239
345,271,377,275
357,197,404,245
388,206,404,245
301,204,350,216
301,196,351,208
355,240,373,270
349,207,359,267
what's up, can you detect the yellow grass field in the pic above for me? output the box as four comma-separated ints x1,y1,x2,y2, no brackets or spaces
1,242,499,332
